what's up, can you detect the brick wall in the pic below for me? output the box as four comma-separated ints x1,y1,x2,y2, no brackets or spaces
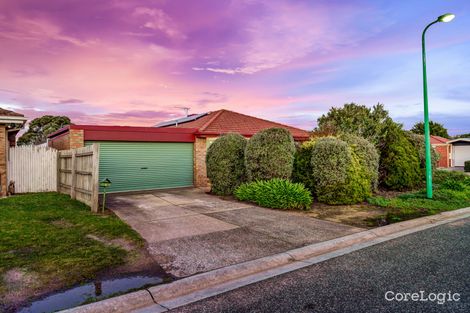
49,129,84,150
0,126,7,196
49,132,70,150
70,129,84,149
434,145,450,168
194,137,209,187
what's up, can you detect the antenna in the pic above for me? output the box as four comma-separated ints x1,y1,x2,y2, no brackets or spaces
176,106,190,117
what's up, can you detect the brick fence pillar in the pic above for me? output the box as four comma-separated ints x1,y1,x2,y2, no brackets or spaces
194,137,209,187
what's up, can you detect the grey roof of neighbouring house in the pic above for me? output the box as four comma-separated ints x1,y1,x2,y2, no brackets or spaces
155,113,208,127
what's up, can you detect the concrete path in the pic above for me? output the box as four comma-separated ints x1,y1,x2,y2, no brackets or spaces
107,188,362,277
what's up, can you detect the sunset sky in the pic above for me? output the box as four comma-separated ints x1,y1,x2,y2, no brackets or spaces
1,0,469,134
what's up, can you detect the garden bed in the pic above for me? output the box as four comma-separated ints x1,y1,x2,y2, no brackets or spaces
0,193,165,312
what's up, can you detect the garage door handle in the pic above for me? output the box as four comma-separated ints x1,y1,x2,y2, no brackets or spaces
141,167,148,169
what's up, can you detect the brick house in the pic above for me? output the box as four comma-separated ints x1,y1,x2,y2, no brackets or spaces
48,110,310,192
0,108,27,196
430,135,451,168
156,109,311,187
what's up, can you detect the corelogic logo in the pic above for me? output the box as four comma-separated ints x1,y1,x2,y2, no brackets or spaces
385,291,461,305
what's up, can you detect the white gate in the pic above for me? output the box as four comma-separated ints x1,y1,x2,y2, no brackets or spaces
7,145,58,193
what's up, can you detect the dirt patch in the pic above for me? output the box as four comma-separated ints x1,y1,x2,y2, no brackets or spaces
85,234,135,252
51,219,74,228
304,203,387,228
2,269,41,309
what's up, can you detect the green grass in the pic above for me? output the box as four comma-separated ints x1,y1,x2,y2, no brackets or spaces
367,170,470,224
0,193,143,298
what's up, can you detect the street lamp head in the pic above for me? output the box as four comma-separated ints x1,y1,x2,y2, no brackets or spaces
438,13,455,23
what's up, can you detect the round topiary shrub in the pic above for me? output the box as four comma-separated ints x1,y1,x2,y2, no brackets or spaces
206,133,247,195
340,133,379,191
244,128,296,182
379,124,421,190
310,137,371,204
292,139,316,193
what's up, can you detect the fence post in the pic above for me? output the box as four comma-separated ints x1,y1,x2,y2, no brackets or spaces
56,151,61,192
91,144,100,213
70,150,77,199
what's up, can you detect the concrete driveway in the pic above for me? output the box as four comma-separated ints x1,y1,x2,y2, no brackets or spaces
108,188,363,277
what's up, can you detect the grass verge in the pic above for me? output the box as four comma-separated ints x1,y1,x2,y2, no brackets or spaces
0,192,144,309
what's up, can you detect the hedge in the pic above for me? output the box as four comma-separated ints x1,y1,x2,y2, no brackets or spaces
244,128,296,182
206,133,247,195
310,137,371,204
292,139,316,193
340,133,379,191
379,124,421,190
234,179,312,210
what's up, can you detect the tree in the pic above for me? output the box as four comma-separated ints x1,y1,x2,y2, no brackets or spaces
454,133,470,139
410,121,449,138
315,103,394,145
18,115,71,146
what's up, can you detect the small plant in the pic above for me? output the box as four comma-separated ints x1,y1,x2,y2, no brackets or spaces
465,160,470,172
244,128,296,182
234,179,312,210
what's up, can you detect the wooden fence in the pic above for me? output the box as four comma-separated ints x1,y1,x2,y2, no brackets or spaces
58,144,100,212
7,145,58,193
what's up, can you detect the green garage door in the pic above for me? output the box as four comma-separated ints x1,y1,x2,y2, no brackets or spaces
86,141,194,193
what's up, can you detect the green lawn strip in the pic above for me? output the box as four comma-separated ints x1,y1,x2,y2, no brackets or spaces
367,182,470,223
0,193,143,296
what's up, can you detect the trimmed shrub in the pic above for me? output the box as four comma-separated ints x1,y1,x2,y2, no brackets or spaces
340,133,379,191
234,179,312,210
379,123,421,190
244,128,296,182
310,137,371,204
206,133,247,195
292,139,317,192
465,161,470,172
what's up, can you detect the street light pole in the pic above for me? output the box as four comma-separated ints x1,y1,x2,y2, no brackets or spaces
421,13,455,199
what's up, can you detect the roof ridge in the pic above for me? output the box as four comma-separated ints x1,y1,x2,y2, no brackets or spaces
222,109,309,132
199,109,224,132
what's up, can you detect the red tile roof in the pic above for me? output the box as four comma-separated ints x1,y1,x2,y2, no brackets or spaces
430,135,449,145
161,109,311,140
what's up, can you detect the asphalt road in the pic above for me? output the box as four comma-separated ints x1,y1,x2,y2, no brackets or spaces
171,218,470,313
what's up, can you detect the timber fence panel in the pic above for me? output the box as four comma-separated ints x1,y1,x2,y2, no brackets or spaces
58,144,100,212
7,145,58,193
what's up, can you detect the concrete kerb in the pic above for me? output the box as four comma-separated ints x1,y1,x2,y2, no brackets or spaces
61,207,470,313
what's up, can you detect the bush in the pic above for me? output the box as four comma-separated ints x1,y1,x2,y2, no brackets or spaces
405,132,440,172
292,140,316,192
310,137,371,204
434,169,468,184
379,123,421,190
340,133,379,191
234,179,312,210
206,133,247,195
245,128,296,182
465,161,470,172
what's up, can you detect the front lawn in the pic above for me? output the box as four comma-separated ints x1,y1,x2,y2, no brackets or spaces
0,193,145,310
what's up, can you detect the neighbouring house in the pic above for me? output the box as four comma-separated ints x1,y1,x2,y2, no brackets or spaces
431,135,451,168
48,109,310,193
447,138,470,167
0,108,27,196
